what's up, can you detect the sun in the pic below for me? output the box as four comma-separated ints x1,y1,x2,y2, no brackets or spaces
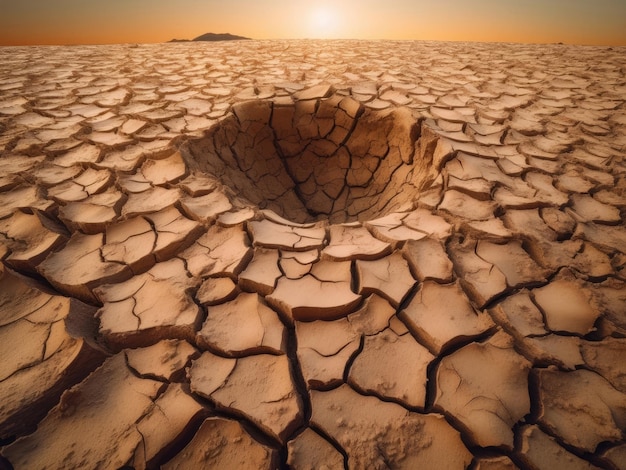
308,7,341,38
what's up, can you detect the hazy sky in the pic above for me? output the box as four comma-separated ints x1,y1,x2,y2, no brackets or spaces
1,0,625,46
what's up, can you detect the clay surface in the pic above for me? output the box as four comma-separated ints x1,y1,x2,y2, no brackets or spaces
1,40,625,469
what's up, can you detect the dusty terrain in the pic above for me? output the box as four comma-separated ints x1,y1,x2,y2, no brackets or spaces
0,39,625,469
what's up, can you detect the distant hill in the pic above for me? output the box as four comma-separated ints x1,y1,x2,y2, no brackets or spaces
168,33,251,43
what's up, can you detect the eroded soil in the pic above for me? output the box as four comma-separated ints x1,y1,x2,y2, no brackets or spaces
1,40,625,469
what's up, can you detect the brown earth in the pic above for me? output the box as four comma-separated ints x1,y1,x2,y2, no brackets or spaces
1,39,625,469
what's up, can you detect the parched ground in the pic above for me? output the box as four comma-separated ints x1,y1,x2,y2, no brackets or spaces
0,40,625,469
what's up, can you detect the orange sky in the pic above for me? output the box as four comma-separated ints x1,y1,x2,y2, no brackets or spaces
1,0,625,46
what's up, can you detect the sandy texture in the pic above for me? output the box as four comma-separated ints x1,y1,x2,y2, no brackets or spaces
1,39,625,468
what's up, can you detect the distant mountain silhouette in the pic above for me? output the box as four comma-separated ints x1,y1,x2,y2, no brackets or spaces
168,33,251,43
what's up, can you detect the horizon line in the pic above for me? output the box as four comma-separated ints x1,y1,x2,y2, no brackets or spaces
2,37,624,48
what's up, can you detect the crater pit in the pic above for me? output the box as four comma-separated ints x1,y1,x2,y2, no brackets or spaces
182,94,449,224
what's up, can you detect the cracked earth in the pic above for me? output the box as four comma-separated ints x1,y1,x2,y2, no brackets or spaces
0,40,625,469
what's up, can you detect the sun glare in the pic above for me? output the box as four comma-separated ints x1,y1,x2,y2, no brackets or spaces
308,7,341,38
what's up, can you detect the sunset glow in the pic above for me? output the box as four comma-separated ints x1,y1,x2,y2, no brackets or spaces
0,0,625,46
308,7,342,38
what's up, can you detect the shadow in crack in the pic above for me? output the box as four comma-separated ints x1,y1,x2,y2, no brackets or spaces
181,95,449,224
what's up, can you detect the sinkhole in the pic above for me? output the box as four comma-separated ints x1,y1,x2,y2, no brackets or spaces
181,94,448,224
